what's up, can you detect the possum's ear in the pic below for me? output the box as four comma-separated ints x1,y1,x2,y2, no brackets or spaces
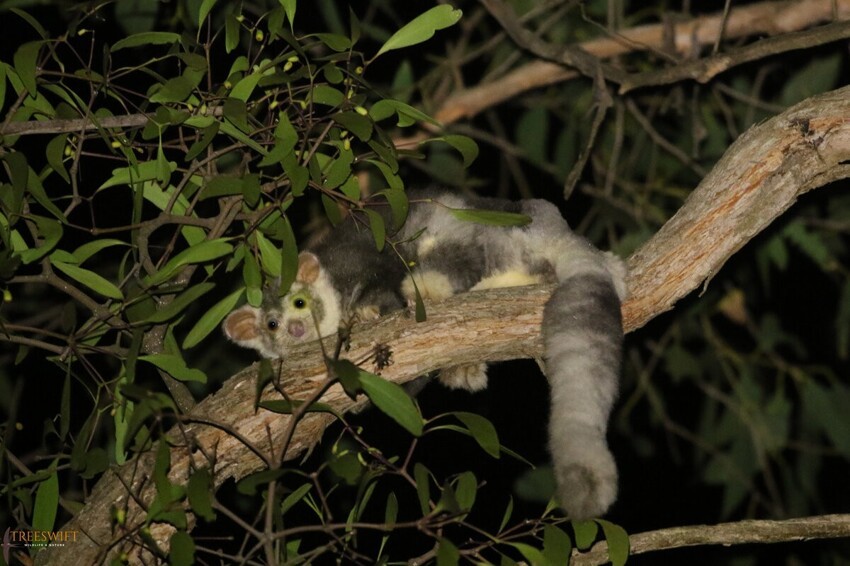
296,252,322,284
223,304,263,348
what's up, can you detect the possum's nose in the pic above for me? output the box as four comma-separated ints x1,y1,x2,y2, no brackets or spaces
288,320,305,337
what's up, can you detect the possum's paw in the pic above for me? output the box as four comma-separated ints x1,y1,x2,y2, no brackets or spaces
438,363,488,392
401,270,455,303
353,304,381,322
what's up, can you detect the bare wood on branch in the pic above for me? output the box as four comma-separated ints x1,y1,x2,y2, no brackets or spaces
572,514,850,565
35,84,850,564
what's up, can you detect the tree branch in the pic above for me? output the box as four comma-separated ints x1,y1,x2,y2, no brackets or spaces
437,0,850,123
572,514,850,565
35,85,850,565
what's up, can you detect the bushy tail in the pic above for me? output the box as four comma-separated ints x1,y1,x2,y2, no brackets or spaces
542,261,624,519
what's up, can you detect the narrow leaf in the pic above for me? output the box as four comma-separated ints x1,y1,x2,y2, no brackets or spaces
139,354,207,383
374,6,462,59
32,470,59,537
52,260,124,300
147,240,232,286
364,209,386,252
359,371,423,436
146,282,215,323
183,287,245,348
111,32,182,52
281,484,312,515
187,469,216,522
454,412,500,458
169,531,195,566
413,463,431,515
13,41,42,96
449,207,531,227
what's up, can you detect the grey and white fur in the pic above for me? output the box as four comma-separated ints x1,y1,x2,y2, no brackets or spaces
223,188,627,519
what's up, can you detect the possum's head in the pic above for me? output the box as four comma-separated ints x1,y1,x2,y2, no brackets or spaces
222,252,342,358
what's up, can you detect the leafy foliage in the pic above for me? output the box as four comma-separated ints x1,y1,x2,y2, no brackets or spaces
0,0,849,565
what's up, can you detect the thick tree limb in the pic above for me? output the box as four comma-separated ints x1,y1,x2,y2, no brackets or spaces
36,85,850,564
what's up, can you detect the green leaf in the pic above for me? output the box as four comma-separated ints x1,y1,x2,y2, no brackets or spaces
430,135,479,168
453,412,500,458
543,525,573,566
10,8,48,39
374,5,463,59
230,71,263,102
313,33,351,52
237,468,286,495
146,282,215,324
364,209,385,252
802,381,850,457
413,463,431,515
274,111,299,152
183,287,245,348
60,373,71,440
449,207,531,227
279,215,299,295
147,239,232,286
597,520,630,566
259,399,335,415
784,220,831,268
282,152,309,195
27,167,66,221
508,543,547,565
436,537,460,566
111,32,183,52
454,471,477,513
19,216,62,264
359,371,423,436
324,147,354,189
219,118,268,154
46,134,70,183
52,260,124,300
516,106,549,164
149,69,204,104
139,354,207,383
333,111,373,141
99,160,177,190
33,470,59,545
572,519,599,550
310,84,345,107
498,496,514,533
376,187,409,231
281,484,312,515
187,469,216,522
371,98,439,127
198,0,218,25
184,122,221,161
225,14,241,53
255,231,282,277
280,0,296,26
13,41,42,96
72,239,128,264
169,530,195,566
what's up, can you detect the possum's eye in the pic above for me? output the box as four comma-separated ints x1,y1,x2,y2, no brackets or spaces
267,318,279,331
290,293,310,310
